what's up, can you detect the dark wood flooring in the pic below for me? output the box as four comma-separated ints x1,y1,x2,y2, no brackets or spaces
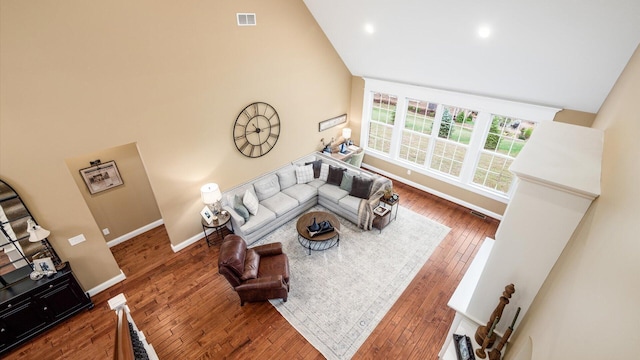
3,181,499,359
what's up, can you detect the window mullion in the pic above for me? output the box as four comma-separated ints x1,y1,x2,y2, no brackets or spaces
424,104,445,168
460,112,491,183
388,97,407,159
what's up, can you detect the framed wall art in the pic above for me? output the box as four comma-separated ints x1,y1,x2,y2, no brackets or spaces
319,114,347,132
79,160,124,194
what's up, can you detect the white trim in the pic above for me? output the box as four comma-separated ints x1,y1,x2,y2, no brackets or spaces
361,162,504,221
170,228,215,253
360,78,560,203
363,78,560,120
107,219,164,248
86,269,126,296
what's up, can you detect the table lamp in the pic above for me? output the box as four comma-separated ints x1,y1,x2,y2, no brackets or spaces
201,183,222,214
342,128,352,146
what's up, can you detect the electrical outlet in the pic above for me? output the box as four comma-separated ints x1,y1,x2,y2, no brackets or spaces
68,234,86,246
102,228,110,235
407,169,412,175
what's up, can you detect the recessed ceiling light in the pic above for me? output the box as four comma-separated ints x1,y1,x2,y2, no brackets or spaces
364,23,375,34
478,25,491,38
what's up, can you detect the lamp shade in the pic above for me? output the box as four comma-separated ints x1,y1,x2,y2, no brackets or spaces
27,218,50,242
201,183,221,205
342,128,352,140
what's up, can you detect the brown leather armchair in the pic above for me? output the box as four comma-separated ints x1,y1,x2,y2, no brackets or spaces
218,234,290,306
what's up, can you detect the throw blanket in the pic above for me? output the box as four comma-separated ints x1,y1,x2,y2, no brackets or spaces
358,175,392,230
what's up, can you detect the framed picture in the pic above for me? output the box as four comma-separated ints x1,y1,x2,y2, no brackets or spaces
319,114,347,132
79,160,124,194
34,257,56,274
200,206,214,224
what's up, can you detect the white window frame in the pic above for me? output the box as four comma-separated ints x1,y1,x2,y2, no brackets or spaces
360,78,560,202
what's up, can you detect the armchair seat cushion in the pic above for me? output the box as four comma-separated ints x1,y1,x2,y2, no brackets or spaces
258,253,290,284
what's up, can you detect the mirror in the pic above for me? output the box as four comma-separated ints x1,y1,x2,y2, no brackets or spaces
0,179,61,286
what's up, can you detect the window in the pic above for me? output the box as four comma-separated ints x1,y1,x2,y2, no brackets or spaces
473,116,536,193
399,100,436,165
367,93,397,154
430,106,477,177
361,78,559,203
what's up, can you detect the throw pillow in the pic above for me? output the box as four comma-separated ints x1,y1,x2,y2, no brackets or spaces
340,173,354,192
233,194,250,222
319,163,330,181
243,189,259,216
295,164,314,184
350,175,374,199
305,160,323,178
240,249,260,281
326,165,346,186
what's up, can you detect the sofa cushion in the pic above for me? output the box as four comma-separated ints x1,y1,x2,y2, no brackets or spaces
326,165,346,186
254,174,281,201
350,175,374,199
305,160,322,178
243,189,260,215
233,194,250,222
282,183,317,203
295,164,314,184
338,195,361,216
277,166,297,190
307,179,325,189
319,163,329,181
318,183,349,204
340,172,354,192
241,249,260,281
261,192,299,217
240,204,276,234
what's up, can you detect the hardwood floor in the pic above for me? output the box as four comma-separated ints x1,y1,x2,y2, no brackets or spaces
3,181,499,359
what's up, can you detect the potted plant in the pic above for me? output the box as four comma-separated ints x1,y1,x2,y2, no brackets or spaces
383,186,394,200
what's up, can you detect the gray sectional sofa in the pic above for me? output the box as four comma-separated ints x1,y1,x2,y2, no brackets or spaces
221,152,392,245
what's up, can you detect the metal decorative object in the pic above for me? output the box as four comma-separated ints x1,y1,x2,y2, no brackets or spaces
233,102,281,158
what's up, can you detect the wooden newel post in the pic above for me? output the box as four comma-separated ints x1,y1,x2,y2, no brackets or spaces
475,283,515,349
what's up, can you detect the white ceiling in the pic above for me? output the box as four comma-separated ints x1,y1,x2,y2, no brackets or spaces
303,0,640,113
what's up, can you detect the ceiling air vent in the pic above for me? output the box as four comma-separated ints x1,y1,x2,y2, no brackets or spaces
237,13,256,26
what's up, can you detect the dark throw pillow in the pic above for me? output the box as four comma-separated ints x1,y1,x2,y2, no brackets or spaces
305,160,323,178
326,165,346,186
350,176,374,199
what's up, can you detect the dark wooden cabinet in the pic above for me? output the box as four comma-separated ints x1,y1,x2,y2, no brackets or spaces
0,262,93,355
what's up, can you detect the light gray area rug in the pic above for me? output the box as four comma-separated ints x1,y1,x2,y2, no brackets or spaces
252,205,450,360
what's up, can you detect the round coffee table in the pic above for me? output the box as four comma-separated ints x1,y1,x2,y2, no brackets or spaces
296,211,341,255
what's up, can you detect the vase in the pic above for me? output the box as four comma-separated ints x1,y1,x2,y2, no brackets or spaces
309,217,320,232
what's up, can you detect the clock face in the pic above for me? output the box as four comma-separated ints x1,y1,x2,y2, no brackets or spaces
233,102,281,158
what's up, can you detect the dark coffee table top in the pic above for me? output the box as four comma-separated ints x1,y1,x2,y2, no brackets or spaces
296,211,340,241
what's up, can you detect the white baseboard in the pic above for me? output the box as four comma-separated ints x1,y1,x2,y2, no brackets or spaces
361,163,503,221
86,269,126,296
107,219,164,248
171,227,215,253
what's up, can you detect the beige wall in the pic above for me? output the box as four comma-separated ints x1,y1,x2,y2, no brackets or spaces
506,45,640,359
0,0,352,289
65,143,161,242
349,77,597,217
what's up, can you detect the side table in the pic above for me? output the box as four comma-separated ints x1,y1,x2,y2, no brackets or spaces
372,206,391,233
201,211,233,247
379,193,399,222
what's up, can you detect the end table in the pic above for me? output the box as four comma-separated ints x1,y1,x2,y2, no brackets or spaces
379,193,399,222
201,211,233,246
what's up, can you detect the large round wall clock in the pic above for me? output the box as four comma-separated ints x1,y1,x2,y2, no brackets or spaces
233,102,281,158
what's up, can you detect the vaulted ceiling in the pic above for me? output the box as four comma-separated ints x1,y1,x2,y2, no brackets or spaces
303,0,640,113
